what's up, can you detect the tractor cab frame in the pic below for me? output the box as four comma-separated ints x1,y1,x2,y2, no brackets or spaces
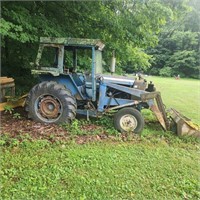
32,37,104,102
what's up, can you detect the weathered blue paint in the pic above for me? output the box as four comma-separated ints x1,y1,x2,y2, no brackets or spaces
98,83,107,112
76,109,97,117
97,82,138,112
39,74,86,100
147,99,154,107
105,82,148,98
29,37,171,132
91,47,96,102
102,97,135,107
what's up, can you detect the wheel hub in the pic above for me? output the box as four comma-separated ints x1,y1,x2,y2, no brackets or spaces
120,114,137,132
39,96,60,119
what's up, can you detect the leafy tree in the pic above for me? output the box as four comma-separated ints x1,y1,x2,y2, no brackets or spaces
147,0,200,78
166,50,198,77
159,67,173,77
1,0,194,93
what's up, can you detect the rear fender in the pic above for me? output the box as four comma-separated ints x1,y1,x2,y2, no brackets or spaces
39,74,86,100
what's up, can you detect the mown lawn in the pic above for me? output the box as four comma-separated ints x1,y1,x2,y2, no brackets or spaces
1,139,199,200
146,76,200,125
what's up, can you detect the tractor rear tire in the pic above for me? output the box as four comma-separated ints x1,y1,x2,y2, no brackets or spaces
26,81,77,124
114,107,144,133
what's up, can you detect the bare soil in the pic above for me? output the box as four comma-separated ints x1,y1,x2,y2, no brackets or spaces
0,108,115,144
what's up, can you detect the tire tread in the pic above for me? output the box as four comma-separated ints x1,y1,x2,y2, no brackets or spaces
26,81,77,124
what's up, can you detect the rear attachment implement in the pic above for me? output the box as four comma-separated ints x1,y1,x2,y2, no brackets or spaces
0,77,27,111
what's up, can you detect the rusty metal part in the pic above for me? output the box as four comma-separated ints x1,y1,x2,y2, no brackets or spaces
169,108,200,137
0,77,15,103
134,79,147,90
0,77,26,111
141,90,199,136
120,114,138,132
150,104,167,130
154,92,169,130
0,94,27,111
141,91,169,131
0,77,15,85
39,96,60,119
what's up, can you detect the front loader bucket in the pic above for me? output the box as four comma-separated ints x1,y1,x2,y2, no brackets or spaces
168,108,200,137
141,91,200,137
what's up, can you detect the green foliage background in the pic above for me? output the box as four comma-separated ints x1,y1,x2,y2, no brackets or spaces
1,0,199,92
147,0,200,78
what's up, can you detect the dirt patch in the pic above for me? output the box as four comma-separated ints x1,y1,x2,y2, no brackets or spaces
0,108,112,144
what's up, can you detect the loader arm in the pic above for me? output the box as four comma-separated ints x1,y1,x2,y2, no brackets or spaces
141,92,169,131
105,82,169,131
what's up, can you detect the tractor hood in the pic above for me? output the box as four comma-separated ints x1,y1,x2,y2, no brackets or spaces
100,74,135,86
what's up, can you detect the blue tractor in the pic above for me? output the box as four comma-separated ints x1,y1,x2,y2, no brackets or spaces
26,37,169,133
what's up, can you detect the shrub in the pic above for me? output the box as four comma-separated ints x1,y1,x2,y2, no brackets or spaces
159,67,172,77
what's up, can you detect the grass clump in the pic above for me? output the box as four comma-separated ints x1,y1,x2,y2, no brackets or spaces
1,140,199,200
61,115,120,137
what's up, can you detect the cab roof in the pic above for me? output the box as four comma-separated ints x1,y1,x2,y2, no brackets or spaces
40,37,105,51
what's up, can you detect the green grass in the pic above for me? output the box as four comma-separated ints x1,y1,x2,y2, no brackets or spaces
1,77,200,200
145,76,200,125
1,140,199,200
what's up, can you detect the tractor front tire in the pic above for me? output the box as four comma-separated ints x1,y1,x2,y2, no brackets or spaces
26,81,77,124
114,107,144,133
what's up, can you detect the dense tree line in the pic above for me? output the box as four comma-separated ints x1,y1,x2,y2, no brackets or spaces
147,0,200,78
1,0,199,92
